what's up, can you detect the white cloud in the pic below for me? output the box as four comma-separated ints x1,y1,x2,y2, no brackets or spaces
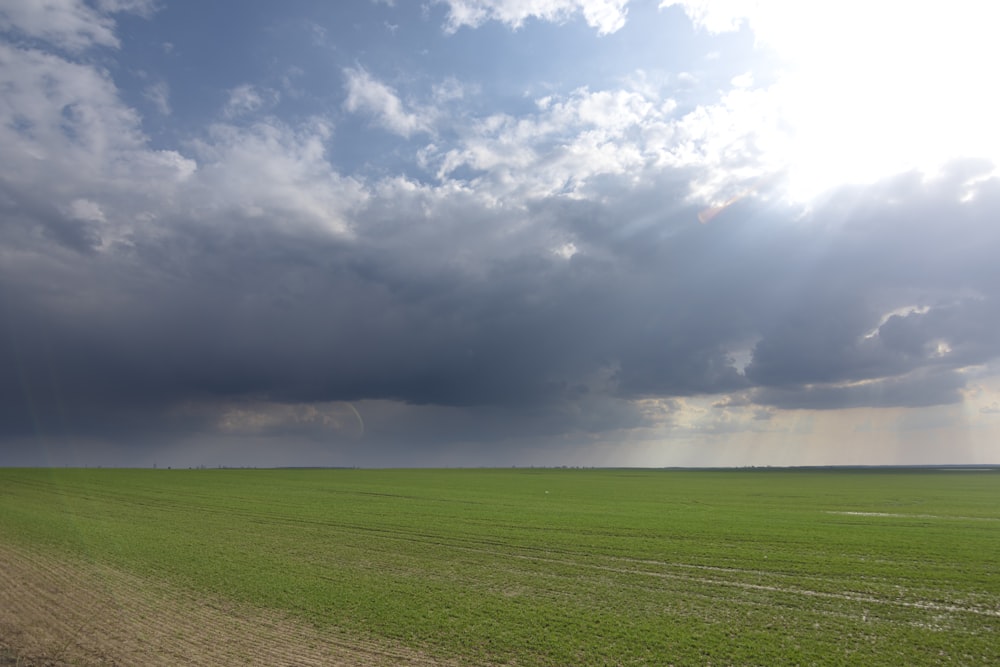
0,0,118,51
439,0,629,35
143,80,170,115
729,71,752,89
658,0,748,34
432,77,469,104
94,0,157,15
413,78,797,210
0,39,364,248
343,67,432,137
426,86,673,201
0,43,193,195
0,0,155,52
222,84,274,119
66,198,107,222
0,42,195,251
1,6,372,244
552,241,577,259
664,85,789,203
187,119,367,236
356,64,800,213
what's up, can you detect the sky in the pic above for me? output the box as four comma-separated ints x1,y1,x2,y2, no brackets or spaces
2,0,1000,468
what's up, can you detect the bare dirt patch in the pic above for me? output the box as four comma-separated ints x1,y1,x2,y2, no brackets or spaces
0,543,461,667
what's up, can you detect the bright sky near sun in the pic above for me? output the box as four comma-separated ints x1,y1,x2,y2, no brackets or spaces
706,0,1000,201
2,0,1000,468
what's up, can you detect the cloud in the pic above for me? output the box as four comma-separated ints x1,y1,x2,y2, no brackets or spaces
143,80,170,115
94,0,157,15
222,84,265,118
659,0,759,35
413,77,798,210
0,0,117,51
748,369,969,411
6,41,1000,445
0,41,195,253
421,85,681,204
0,0,155,52
438,0,630,35
343,67,432,138
4,1,1000,464
0,41,144,164
215,400,367,439
186,119,367,235
733,166,1000,409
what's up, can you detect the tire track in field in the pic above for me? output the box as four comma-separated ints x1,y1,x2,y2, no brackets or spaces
0,542,467,667
486,549,1000,619
203,507,1000,625
352,528,999,623
305,517,1000,623
216,505,1000,621
826,510,1000,521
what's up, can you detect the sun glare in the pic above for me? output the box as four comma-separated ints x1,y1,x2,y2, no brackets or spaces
749,2,1000,202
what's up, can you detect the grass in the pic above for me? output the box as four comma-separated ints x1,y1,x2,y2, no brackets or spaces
1,467,998,665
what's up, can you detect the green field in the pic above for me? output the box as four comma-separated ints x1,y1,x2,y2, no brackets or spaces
1,467,998,665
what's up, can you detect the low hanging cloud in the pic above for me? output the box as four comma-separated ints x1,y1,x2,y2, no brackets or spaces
6,157,999,446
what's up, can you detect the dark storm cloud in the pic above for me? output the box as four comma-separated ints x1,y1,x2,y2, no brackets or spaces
4,159,1000,449
748,368,968,411
743,162,1000,406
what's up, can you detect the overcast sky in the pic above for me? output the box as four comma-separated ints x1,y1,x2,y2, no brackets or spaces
2,0,999,468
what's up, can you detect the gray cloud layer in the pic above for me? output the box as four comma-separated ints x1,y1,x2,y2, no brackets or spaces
4,160,999,448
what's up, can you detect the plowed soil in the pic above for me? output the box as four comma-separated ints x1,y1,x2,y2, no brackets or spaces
0,543,458,666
